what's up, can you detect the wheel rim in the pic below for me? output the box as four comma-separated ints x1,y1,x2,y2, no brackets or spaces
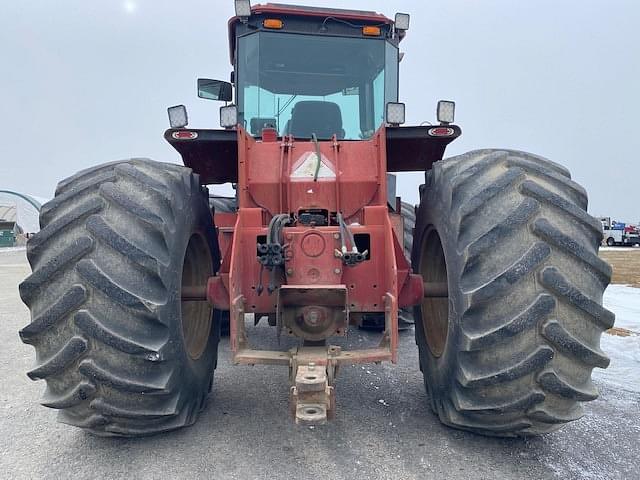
181,232,213,360
418,227,449,357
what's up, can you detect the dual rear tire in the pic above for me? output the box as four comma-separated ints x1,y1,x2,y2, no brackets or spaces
19,159,222,436
19,151,613,438
412,150,613,436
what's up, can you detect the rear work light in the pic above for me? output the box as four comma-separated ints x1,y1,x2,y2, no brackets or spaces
362,26,381,36
220,105,238,128
437,100,456,124
168,105,188,129
394,13,410,31
386,102,406,126
234,0,251,18
263,19,283,29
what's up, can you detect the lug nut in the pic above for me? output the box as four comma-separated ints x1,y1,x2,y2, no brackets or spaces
307,310,319,325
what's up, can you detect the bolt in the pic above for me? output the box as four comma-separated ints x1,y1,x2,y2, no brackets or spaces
287,268,294,276
334,268,341,275
147,352,160,362
308,362,316,370
333,233,340,239
307,309,319,325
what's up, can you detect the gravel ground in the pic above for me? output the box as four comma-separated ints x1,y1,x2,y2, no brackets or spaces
1,248,638,480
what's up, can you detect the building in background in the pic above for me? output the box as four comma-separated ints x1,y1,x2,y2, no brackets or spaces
0,204,20,247
0,191,45,237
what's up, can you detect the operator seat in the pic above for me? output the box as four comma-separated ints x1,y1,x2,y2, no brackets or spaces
289,101,345,139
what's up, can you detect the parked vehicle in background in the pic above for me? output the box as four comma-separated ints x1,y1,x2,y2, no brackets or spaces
601,217,640,246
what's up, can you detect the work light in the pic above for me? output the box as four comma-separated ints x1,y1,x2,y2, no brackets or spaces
437,100,455,124
168,105,188,129
395,13,410,31
220,105,238,128
235,0,251,18
386,102,406,126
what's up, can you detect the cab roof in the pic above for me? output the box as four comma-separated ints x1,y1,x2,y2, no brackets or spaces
251,3,391,22
228,3,397,64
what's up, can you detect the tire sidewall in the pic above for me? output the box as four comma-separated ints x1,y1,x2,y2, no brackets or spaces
159,183,219,402
413,168,465,414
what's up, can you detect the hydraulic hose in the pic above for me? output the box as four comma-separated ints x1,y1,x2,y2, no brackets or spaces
311,133,322,182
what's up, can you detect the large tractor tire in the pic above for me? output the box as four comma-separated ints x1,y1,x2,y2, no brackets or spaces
359,202,416,330
400,201,415,255
412,149,613,436
209,196,237,215
19,159,222,437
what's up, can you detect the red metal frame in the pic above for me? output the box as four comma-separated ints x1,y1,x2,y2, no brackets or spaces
160,3,460,423
209,126,422,366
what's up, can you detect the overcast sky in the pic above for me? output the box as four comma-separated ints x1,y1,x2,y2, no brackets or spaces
1,0,638,221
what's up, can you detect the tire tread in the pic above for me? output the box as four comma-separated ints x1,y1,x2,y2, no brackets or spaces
413,149,612,436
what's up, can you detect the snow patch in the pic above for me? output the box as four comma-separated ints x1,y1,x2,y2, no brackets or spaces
599,246,640,251
594,285,640,392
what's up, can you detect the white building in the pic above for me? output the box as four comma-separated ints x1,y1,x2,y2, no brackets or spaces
0,191,47,234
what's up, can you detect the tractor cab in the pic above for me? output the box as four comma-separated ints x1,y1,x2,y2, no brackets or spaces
227,4,400,140
165,2,461,184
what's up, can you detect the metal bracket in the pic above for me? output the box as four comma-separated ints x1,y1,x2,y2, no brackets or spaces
288,347,339,425
290,364,335,425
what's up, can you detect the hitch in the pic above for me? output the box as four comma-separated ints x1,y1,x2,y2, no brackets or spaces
288,346,338,425
290,363,335,425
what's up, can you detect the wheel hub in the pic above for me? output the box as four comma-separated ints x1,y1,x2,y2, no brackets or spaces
181,233,213,360
419,227,449,357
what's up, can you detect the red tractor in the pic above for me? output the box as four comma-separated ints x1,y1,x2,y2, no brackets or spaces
19,2,613,437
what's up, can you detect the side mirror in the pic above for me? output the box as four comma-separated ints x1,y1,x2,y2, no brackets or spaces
197,78,233,102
